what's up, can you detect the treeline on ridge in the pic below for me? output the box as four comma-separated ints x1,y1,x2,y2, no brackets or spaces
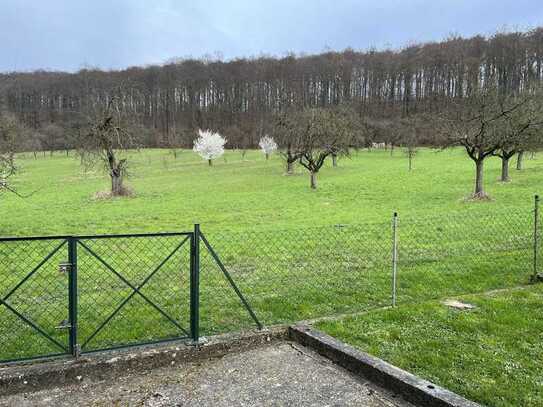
1,27,543,151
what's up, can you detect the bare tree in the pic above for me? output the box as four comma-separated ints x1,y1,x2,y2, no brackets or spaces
516,150,526,170
493,92,543,181
279,107,358,189
283,141,302,175
405,145,417,171
0,112,21,196
223,125,245,159
76,97,138,197
438,90,522,199
40,123,65,156
391,116,422,171
274,112,303,175
166,131,184,159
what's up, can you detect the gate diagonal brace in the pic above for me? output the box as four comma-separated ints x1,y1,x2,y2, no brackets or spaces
200,232,263,330
77,238,190,348
0,240,69,354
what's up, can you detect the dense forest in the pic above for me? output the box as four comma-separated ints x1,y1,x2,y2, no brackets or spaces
1,27,543,151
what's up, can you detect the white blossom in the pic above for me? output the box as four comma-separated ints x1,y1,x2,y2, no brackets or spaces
258,135,277,158
193,129,226,163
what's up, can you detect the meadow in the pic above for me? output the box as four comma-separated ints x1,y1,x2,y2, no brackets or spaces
2,147,541,236
0,147,541,397
317,285,543,407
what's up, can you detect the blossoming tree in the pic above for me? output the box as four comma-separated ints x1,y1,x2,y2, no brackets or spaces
193,129,226,166
258,135,277,160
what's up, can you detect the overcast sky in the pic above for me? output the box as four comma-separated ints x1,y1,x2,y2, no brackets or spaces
1,0,542,73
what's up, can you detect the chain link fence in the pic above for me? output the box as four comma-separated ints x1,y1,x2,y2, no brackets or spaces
0,234,192,362
0,197,540,363
0,238,68,362
200,198,541,334
200,222,391,335
76,234,192,353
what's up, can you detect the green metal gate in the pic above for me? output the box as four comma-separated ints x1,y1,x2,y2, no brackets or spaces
0,225,261,363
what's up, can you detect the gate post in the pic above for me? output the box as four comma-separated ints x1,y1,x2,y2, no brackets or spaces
68,237,79,357
190,224,200,343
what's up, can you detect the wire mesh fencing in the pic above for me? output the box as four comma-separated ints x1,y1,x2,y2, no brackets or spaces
200,200,540,334
0,197,540,363
0,238,69,362
199,222,392,336
0,233,192,363
395,209,535,305
76,234,192,353
534,195,542,281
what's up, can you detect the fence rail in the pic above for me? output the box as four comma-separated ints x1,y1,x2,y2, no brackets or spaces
0,196,540,363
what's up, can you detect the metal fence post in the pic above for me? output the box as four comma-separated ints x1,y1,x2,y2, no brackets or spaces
533,195,540,282
68,237,79,357
190,224,200,343
392,212,398,307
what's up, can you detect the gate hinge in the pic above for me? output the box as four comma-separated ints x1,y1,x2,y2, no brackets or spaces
59,262,73,274
55,319,72,330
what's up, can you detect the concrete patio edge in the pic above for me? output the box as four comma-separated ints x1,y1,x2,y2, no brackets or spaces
0,326,288,397
0,323,485,407
289,325,481,407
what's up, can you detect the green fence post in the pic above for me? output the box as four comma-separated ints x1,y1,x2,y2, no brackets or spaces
68,237,79,357
190,224,200,343
533,195,540,282
392,212,398,307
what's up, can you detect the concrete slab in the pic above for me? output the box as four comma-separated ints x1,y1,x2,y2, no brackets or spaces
0,342,412,406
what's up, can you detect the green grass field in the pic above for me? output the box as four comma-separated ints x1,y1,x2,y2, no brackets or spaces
2,148,541,235
0,147,541,405
317,285,543,407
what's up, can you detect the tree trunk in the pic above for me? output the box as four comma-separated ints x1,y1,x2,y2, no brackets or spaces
332,154,337,167
501,156,510,182
516,151,524,170
408,154,413,171
208,159,212,166
310,171,317,189
390,145,394,157
474,159,485,197
265,153,269,160
287,160,294,174
111,171,124,196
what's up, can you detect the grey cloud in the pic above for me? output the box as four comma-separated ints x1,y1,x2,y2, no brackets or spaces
0,0,541,72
